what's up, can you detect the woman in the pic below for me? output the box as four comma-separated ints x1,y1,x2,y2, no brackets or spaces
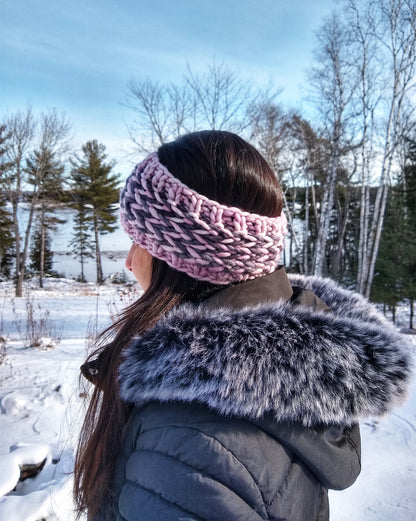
74,130,411,521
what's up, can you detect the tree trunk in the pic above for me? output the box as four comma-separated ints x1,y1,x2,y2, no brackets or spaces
12,198,23,297
282,193,300,271
365,183,389,297
331,187,350,279
357,182,370,294
80,245,85,283
357,123,370,293
410,299,414,330
303,171,310,276
361,96,395,298
313,145,339,277
39,208,45,288
15,195,37,297
94,214,103,284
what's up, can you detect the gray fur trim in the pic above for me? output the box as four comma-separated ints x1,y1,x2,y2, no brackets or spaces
119,275,412,427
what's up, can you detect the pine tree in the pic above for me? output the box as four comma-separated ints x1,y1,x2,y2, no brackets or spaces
371,189,407,322
29,224,54,276
401,136,416,328
68,207,94,282
70,141,120,283
25,145,66,287
372,136,416,327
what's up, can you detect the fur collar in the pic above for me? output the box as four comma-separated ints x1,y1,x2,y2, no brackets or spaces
119,274,412,427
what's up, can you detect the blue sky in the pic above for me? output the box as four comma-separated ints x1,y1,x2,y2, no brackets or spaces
1,0,338,171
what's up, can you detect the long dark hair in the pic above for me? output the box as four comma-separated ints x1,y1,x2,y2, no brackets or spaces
73,130,283,518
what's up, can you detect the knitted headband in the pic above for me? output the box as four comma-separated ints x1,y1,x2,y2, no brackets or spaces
120,152,287,285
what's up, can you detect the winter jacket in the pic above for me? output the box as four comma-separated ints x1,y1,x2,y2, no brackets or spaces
93,268,411,521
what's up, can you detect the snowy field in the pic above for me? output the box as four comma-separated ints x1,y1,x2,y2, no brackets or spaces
0,278,415,521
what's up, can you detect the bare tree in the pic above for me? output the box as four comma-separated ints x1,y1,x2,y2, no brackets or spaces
248,101,289,182
38,108,72,155
247,101,306,269
125,61,271,153
3,108,36,297
3,108,71,296
185,61,254,132
126,79,192,151
289,116,330,275
346,0,382,293
309,12,360,277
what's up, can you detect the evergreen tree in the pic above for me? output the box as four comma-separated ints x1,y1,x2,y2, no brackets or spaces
0,125,15,278
68,207,94,282
371,189,408,322
70,140,120,283
401,136,416,328
25,145,66,287
372,136,416,327
29,224,54,276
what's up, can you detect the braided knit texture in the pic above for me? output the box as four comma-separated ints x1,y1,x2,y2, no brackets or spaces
120,152,287,285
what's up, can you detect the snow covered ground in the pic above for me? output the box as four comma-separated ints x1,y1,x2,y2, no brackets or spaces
0,278,415,521
0,279,141,521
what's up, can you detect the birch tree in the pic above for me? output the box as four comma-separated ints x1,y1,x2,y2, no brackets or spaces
346,0,382,292
399,134,416,328
309,12,359,277
349,0,416,296
2,108,35,296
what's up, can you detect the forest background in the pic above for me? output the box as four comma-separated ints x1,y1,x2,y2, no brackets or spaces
1,0,416,328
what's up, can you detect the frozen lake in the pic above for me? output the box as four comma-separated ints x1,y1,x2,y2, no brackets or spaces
13,205,135,283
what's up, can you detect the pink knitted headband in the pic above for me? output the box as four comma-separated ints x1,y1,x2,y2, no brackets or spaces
120,152,287,285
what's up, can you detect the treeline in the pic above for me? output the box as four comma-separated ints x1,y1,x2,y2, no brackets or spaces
1,0,415,327
0,113,120,296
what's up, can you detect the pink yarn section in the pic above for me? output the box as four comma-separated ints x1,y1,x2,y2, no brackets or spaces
120,152,287,285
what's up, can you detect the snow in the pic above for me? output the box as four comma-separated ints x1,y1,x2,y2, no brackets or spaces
0,279,415,520
0,278,142,520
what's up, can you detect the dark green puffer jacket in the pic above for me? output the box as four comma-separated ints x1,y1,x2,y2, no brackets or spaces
90,268,411,521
